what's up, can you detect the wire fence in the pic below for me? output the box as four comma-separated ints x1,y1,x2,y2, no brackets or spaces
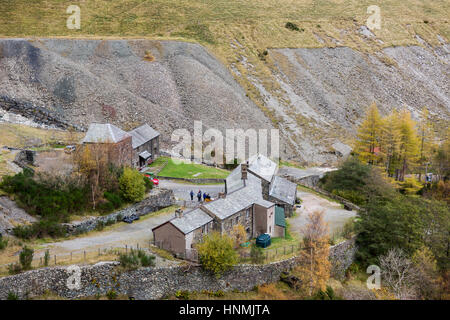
0,240,157,276
1,240,303,276
238,243,302,263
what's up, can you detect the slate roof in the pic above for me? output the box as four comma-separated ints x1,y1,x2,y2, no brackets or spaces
269,176,297,205
247,154,278,182
225,164,262,194
139,151,151,159
81,123,131,144
169,208,213,235
204,184,274,220
128,124,160,149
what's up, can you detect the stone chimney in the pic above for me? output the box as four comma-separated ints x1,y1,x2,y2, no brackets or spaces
241,163,248,181
175,209,183,218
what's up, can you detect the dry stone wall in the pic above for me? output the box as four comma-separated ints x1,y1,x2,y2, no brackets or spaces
0,238,356,300
63,188,175,235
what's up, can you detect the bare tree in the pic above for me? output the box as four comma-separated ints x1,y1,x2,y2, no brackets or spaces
296,210,331,296
379,248,419,299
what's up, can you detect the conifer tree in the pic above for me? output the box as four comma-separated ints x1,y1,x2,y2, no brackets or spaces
397,110,420,181
380,109,401,176
417,107,437,181
354,103,383,165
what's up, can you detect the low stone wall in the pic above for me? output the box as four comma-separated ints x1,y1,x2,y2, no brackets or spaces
157,176,225,185
62,188,176,235
329,237,357,280
0,238,356,300
281,173,322,188
284,173,361,212
308,187,361,211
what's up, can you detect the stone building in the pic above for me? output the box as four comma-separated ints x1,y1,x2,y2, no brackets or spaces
152,208,213,255
225,154,298,217
80,123,160,168
152,154,298,257
80,123,134,167
128,123,160,168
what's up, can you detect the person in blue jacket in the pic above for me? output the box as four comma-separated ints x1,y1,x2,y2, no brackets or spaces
197,190,202,202
190,190,194,201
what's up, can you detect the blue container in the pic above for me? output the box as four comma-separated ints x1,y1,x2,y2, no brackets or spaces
255,233,271,248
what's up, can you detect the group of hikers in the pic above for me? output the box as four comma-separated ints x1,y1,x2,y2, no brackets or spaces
190,190,211,202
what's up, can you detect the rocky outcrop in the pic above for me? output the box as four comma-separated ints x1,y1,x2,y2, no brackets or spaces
0,238,356,300
0,196,37,235
63,188,176,235
0,96,81,130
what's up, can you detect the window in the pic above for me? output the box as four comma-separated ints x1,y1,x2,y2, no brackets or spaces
246,209,249,219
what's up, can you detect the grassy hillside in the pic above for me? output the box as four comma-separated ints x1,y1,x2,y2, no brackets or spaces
1,1,447,54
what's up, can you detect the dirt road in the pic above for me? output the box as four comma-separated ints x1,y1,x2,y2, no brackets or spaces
289,189,357,237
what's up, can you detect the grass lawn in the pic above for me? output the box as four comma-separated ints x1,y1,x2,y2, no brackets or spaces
156,157,230,179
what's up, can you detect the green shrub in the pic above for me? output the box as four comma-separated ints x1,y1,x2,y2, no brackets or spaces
98,201,115,214
106,289,118,300
175,290,190,300
285,22,300,31
332,189,366,206
13,219,65,239
0,171,89,222
7,292,19,300
250,245,264,264
312,286,341,300
320,158,371,195
8,263,22,275
44,249,50,267
214,290,225,297
104,191,123,208
137,250,156,267
19,246,34,270
119,168,146,202
118,249,155,269
196,232,238,278
0,234,8,250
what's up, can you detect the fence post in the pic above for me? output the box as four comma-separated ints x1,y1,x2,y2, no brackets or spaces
98,248,100,256
84,251,86,261
125,245,127,253
54,255,56,265
71,252,72,261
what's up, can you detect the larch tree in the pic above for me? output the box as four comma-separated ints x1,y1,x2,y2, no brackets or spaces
417,107,437,181
397,110,420,181
380,109,401,177
295,210,331,296
354,103,383,165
